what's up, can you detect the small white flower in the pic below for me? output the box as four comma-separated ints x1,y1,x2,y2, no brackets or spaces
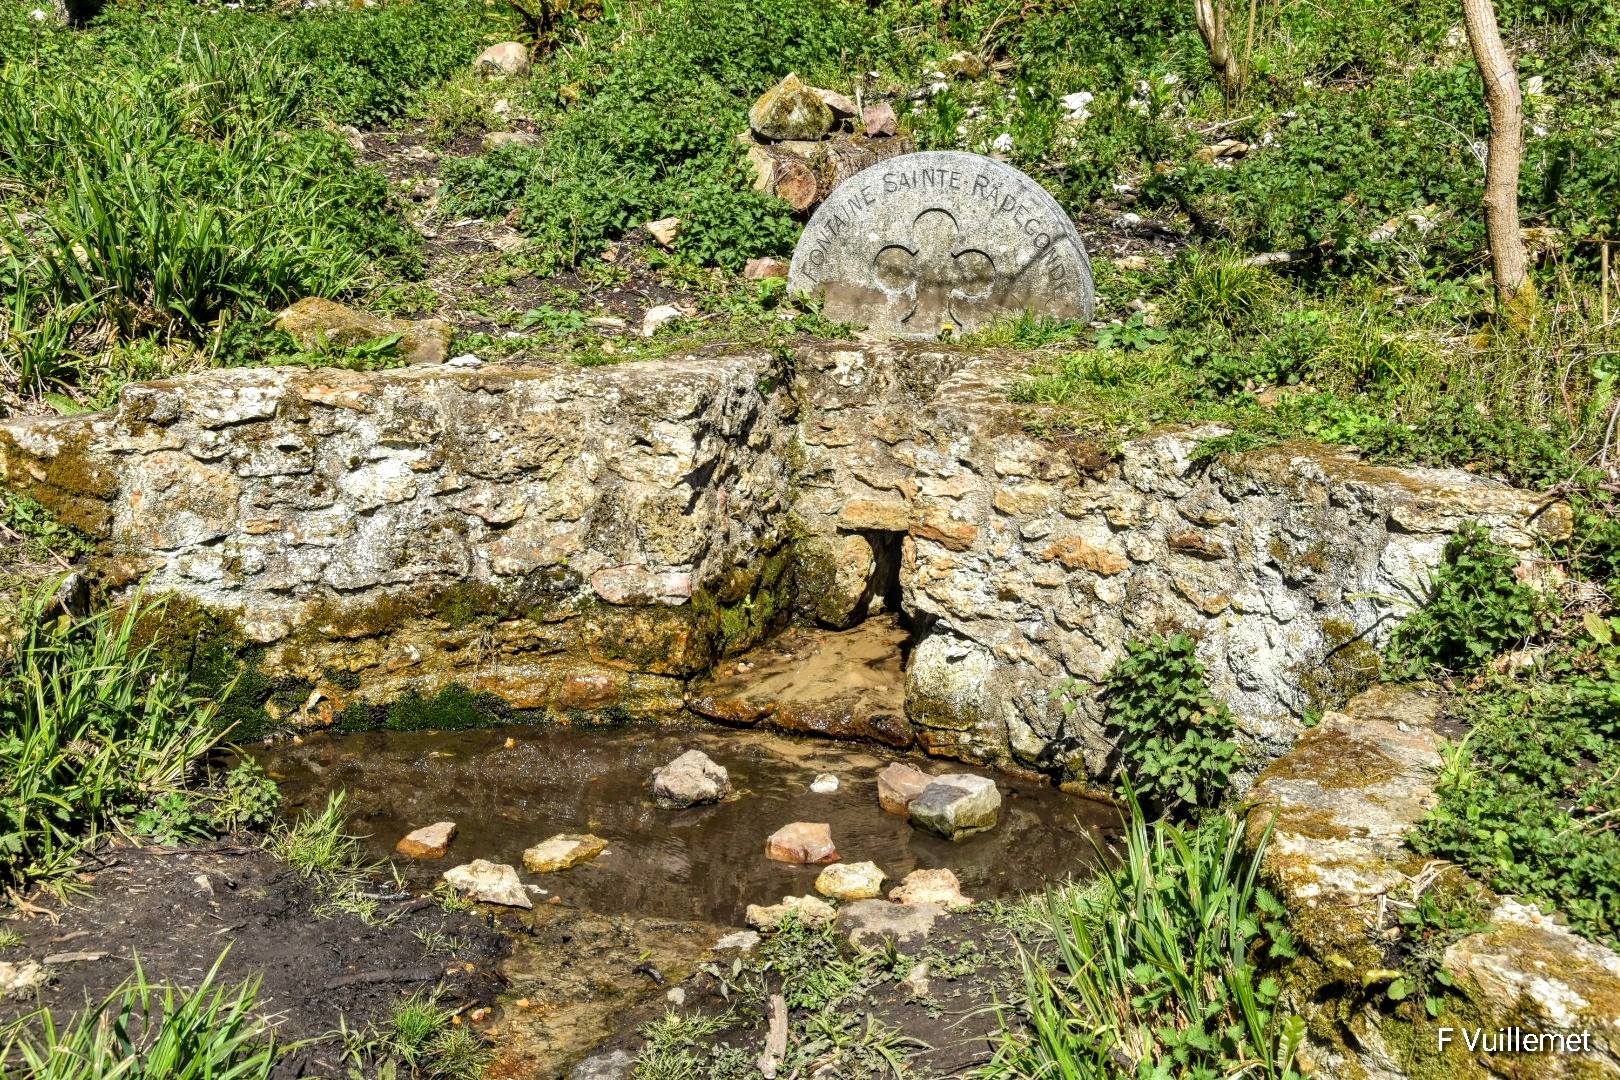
991,132,1014,152
29,7,48,20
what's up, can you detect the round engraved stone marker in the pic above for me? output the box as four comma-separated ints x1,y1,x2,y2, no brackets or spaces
789,151,1094,338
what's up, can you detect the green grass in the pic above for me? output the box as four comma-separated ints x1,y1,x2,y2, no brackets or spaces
339,989,492,1080
0,954,280,1079
0,584,228,887
986,795,1305,1080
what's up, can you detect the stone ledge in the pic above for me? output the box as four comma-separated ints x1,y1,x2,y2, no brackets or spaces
1246,687,1620,1079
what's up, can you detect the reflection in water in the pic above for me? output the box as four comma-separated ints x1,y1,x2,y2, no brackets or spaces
255,724,1118,925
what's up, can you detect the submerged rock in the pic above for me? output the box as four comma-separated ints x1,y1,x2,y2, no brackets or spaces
816,860,886,901
888,868,972,911
836,900,938,952
876,762,931,815
523,833,608,873
809,773,839,794
442,860,531,908
748,74,835,142
765,821,838,864
908,774,1000,839
396,821,457,860
651,749,731,808
745,894,836,931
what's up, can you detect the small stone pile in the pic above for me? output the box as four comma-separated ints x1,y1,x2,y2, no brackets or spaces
742,73,912,215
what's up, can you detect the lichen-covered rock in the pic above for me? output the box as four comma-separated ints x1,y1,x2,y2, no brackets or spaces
523,833,608,872
1245,687,1620,1080
748,74,834,142
815,860,886,900
442,859,531,908
745,894,835,931
651,749,731,808
1443,899,1620,1077
908,774,1000,839
273,297,451,366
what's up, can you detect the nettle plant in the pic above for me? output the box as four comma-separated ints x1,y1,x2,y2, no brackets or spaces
1060,634,1240,815
1385,522,1549,678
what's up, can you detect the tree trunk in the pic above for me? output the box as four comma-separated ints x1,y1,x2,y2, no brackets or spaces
1194,0,1242,99
1462,0,1536,322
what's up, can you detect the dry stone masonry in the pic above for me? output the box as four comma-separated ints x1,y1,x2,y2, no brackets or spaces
0,342,1566,786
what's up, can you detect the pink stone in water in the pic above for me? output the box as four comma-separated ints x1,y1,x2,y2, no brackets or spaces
765,821,838,864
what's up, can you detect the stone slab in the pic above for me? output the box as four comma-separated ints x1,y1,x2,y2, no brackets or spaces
789,151,1094,338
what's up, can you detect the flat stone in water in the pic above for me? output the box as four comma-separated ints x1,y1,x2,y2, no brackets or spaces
788,151,1094,338
523,833,608,873
396,820,456,859
909,774,1001,839
816,860,886,900
443,859,531,909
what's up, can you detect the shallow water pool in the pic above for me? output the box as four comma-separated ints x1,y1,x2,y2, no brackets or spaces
255,723,1117,925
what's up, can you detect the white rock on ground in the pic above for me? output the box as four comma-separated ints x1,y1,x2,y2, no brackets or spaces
396,821,457,859
0,961,46,1001
713,930,760,952
745,894,836,931
816,860,886,900
640,304,684,337
651,749,731,807
442,859,532,908
908,774,1000,839
809,772,839,794
522,833,608,872
888,867,972,910
474,41,531,78
643,216,682,248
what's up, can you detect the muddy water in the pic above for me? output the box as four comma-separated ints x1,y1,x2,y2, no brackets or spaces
256,724,1118,926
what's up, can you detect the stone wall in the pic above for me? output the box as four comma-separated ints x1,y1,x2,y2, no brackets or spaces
0,354,795,722
0,343,1568,778
788,342,1567,777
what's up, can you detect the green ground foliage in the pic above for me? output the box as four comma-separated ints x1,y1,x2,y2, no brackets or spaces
1411,614,1620,946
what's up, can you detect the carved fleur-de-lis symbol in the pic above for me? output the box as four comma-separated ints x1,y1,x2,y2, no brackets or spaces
873,208,996,335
